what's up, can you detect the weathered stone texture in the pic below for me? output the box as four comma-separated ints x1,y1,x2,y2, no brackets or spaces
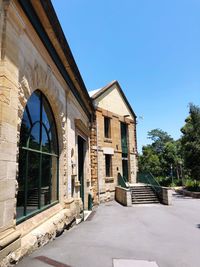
66,92,91,210
0,1,92,266
91,107,137,202
115,186,132,207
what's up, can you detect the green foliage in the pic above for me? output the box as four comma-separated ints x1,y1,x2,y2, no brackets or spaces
138,145,162,176
139,129,183,179
184,179,200,192
139,103,200,191
181,103,200,180
148,129,173,154
156,176,172,187
155,176,183,187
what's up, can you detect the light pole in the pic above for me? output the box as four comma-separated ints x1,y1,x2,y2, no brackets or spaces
179,160,183,185
170,164,173,185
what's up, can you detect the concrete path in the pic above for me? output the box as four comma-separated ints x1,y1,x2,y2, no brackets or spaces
17,193,200,267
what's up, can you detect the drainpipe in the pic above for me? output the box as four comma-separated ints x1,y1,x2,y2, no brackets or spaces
95,112,100,204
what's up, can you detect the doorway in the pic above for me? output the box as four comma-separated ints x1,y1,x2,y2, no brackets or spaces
122,158,129,182
78,136,86,205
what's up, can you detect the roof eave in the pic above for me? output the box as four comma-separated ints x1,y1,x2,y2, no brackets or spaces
18,0,94,118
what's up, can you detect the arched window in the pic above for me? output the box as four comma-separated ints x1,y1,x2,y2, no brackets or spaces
17,90,59,223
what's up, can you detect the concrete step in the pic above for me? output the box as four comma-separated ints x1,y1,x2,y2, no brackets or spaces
132,201,160,204
132,192,155,196
131,189,156,193
131,189,155,193
130,185,160,204
132,196,158,200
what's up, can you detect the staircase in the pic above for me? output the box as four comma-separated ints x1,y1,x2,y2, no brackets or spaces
27,189,39,206
27,188,49,207
130,185,160,204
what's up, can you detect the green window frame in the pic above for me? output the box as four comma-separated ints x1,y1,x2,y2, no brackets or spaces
16,90,59,224
121,122,128,155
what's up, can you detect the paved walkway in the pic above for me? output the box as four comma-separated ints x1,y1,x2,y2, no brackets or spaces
17,193,200,267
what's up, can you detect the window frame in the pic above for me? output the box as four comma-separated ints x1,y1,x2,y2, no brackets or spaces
121,122,128,154
104,116,111,139
16,90,59,224
105,154,112,177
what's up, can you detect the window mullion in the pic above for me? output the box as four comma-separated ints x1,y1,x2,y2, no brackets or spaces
24,150,29,216
38,93,43,210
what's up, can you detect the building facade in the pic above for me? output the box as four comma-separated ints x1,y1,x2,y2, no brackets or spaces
0,0,94,265
90,81,138,203
0,1,138,266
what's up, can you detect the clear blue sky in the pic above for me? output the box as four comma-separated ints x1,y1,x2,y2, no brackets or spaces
52,0,200,152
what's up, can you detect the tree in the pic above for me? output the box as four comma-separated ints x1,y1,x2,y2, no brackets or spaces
162,140,182,179
181,103,200,180
138,145,162,176
139,129,183,179
148,129,173,154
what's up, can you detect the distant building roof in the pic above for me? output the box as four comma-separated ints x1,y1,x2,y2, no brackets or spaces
89,80,137,118
88,89,101,97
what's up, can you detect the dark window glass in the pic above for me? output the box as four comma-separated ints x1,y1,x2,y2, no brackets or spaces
105,154,112,177
122,159,129,182
20,111,31,147
41,155,51,207
22,108,31,129
42,97,53,129
16,90,59,223
49,124,58,154
26,152,40,215
16,149,26,218
104,117,111,138
27,91,40,123
42,126,51,152
29,123,40,150
121,122,128,154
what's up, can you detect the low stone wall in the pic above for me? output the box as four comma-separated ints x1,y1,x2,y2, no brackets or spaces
176,188,200,198
159,187,173,205
115,186,132,207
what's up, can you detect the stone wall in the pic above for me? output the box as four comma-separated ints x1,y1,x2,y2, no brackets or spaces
160,187,173,205
67,91,91,212
91,107,138,202
90,116,99,204
176,188,200,199
0,1,92,265
115,186,132,207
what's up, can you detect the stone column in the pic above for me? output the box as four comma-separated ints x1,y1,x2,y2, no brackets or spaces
90,115,99,204
127,120,138,184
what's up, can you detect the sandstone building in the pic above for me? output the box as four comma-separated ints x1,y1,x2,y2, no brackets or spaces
90,81,138,202
0,0,94,265
0,1,137,266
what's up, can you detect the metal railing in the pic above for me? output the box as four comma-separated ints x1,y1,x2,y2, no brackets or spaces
137,172,162,197
118,173,129,189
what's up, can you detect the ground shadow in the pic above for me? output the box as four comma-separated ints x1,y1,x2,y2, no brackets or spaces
172,192,192,200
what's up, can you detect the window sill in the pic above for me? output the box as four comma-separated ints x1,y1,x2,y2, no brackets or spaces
104,138,112,143
105,177,114,183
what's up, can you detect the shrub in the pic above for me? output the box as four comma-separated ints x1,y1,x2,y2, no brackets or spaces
185,180,200,192
156,176,183,187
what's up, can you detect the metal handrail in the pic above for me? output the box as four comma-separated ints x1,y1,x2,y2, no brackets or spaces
118,173,129,189
137,172,162,196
